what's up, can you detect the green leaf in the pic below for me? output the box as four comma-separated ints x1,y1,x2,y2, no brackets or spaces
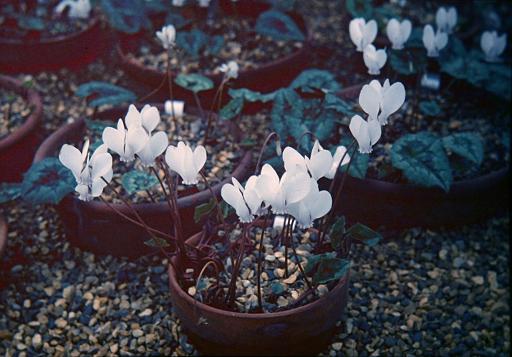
165,12,191,29
100,0,151,34
193,198,216,224
268,0,296,12
228,88,278,103
304,252,336,275
390,132,452,191
144,237,170,248
345,223,382,246
329,216,346,250
219,97,244,121
255,10,305,42
313,258,351,285
18,15,45,31
21,158,75,205
345,0,373,19
207,35,224,56
0,183,22,204
175,73,213,93
290,69,341,93
442,132,484,166
176,29,208,59
121,170,158,195
76,81,137,108
85,119,113,135
419,100,442,117
270,281,285,295
390,48,426,75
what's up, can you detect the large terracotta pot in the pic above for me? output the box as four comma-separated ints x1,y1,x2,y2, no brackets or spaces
33,105,253,258
0,74,43,183
168,231,350,356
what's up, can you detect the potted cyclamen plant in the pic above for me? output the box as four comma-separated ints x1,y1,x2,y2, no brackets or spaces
114,0,311,106
0,0,106,73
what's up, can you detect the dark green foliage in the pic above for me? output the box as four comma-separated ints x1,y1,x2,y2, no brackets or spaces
290,69,341,93
345,223,382,246
175,73,213,93
121,170,158,195
100,0,151,34
329,216,346,250
419,100,442,117
194,198,216,223
389,48,426,75
442,132,484,166
255,10,304,42
0,183,22,204
305,252,351,284
219,97,244,121
345,0,373,19
165,12,191,29
144,237,170,248
176,29,224,59
21,158,75,205
76,81,137,108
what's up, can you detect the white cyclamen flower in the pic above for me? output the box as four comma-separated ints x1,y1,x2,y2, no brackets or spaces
165,100,185,118
156,25,176,50
255,164,311,214
349,18,378,52
102,117,148,163
422,25,448,57
172,0,185,6
55,0,91,19
287,177,332,229
165,141,206,185
282,145,331,181
480,31,507,63
386,18,412,50
359,79,406,125
219,61,239,80
198,0,211,7
221,176,262,223
363,44,387,75
349,114,381,154
315,142,351,179
59,140,113,201
436,6,457,34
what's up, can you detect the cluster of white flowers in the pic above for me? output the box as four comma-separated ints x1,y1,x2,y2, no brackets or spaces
60,104,207,200
421,6,456,58
222,141,351,228
349,79,406,154
55,0,91,19
349,18,386,75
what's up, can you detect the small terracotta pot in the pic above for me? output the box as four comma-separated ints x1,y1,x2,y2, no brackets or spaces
33,105,253,258
0,74,43,183
332,84,510,229
0,215,7,261
0,13,107,73
116,0,311,107
168,231,350,356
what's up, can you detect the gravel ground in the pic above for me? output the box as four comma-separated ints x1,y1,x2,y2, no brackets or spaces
0,0,510,355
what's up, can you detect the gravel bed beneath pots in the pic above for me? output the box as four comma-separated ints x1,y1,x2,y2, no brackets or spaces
0,89,31,140
0,203,508,355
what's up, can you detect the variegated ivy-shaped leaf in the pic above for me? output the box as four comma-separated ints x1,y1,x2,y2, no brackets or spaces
0,183,22,204
76,81,137,108
175,74,214,93
442,132,484,166
255,10,304,42
121,170,158,195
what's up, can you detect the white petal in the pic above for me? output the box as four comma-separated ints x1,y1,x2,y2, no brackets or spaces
379,82,405,125
283,147,307,173
309,190,332,220
307,149,333,180
282,171,311,204
124,104,141,128
359,83,380,120
193,145,207,173
350,114,371,154
59,144,84,181
368,117,382,147
364,20,378,47
141,105,161,134
102,124,125,157
91,152,112,181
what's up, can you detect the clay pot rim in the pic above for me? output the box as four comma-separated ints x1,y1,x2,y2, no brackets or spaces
0,74,43,151
0,215,6,260
338,83,510,196
168,228,350,320
115,5,312,86
32,103,253,213
0,12,101,45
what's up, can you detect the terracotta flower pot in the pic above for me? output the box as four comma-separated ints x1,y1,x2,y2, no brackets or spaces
116,0,311,107
0,74,43,183
168,230,350,356
332,84,510,229
33,105,253,258
0,13,107,73
0,215,6,261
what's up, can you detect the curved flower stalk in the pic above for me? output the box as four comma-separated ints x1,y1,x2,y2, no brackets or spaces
59,140,113,201
165,141,206,185
349,18,378,52
359,79,406,125
386,18,412,50
221,176,263,223
349,114,381,154
102,106,149,162
363,44,387,75
422,25,448,57
481,31,507,63
165,100,185,118
287,177,332,229
219,61,239,80
55,0,91,19
254,164,311,214
436,6,457,34
156,25,176,50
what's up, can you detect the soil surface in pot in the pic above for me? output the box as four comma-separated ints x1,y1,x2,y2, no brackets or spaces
0,89,32,140
183,225,342,313
339,87,510,184
130,15,304,76
0,4,92,41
